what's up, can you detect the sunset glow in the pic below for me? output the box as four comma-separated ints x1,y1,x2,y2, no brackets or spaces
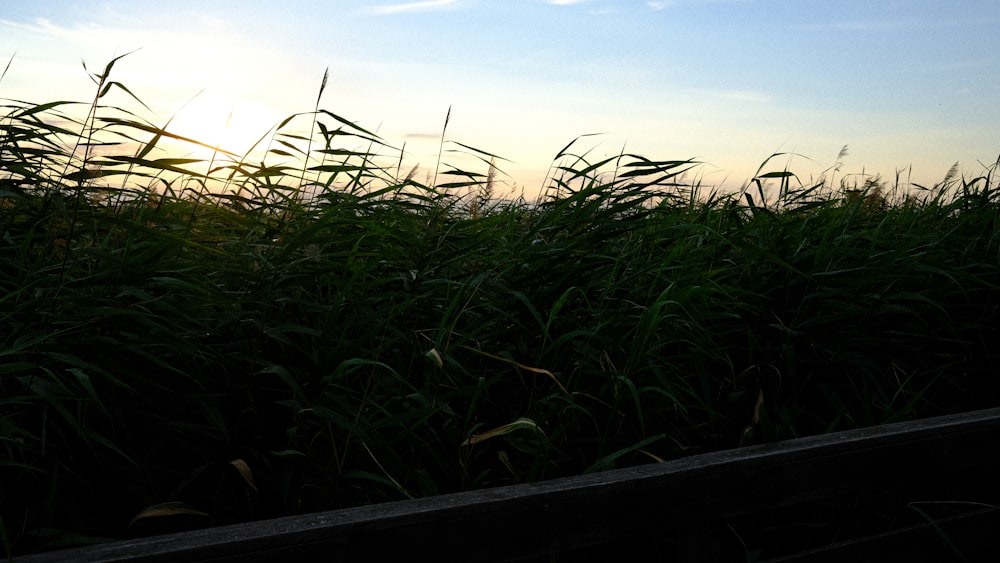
159,96,285,164
3,1,999,196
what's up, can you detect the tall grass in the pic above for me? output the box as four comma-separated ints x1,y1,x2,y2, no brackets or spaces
2,56,1000,556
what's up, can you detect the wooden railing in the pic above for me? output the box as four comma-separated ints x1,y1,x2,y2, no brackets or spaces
21,407,1000,562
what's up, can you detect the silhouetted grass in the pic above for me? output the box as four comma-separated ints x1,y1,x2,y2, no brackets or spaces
2,54,999,557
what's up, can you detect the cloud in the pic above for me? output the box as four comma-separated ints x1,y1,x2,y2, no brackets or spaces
0,17,89,38
366,0,461,15
544,0,619,14
830,19,911,32
647,1,675,10
403,132,442,140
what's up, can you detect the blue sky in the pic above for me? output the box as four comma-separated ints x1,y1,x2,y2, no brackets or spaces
2,0,999,193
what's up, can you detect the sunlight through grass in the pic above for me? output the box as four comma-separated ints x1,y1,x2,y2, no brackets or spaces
3,54,1000,557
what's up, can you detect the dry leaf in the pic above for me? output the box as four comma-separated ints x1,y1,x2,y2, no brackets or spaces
462,417,542,446
129,502,208,526
230,458,258,491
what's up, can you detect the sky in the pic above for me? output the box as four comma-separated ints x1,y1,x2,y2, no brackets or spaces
2,0,999,195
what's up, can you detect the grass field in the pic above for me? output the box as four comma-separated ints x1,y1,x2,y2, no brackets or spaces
3,55,1000,556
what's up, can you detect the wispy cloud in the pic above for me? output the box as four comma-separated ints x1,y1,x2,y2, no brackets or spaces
829,19,912,32
366,0,461,15
1,17,69,36
646,0,749,11
545,0,619,14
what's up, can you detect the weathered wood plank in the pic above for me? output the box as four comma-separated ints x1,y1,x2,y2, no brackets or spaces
22,407,1000,562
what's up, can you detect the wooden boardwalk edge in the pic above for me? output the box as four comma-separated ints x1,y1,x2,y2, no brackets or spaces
21,407,1000,562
